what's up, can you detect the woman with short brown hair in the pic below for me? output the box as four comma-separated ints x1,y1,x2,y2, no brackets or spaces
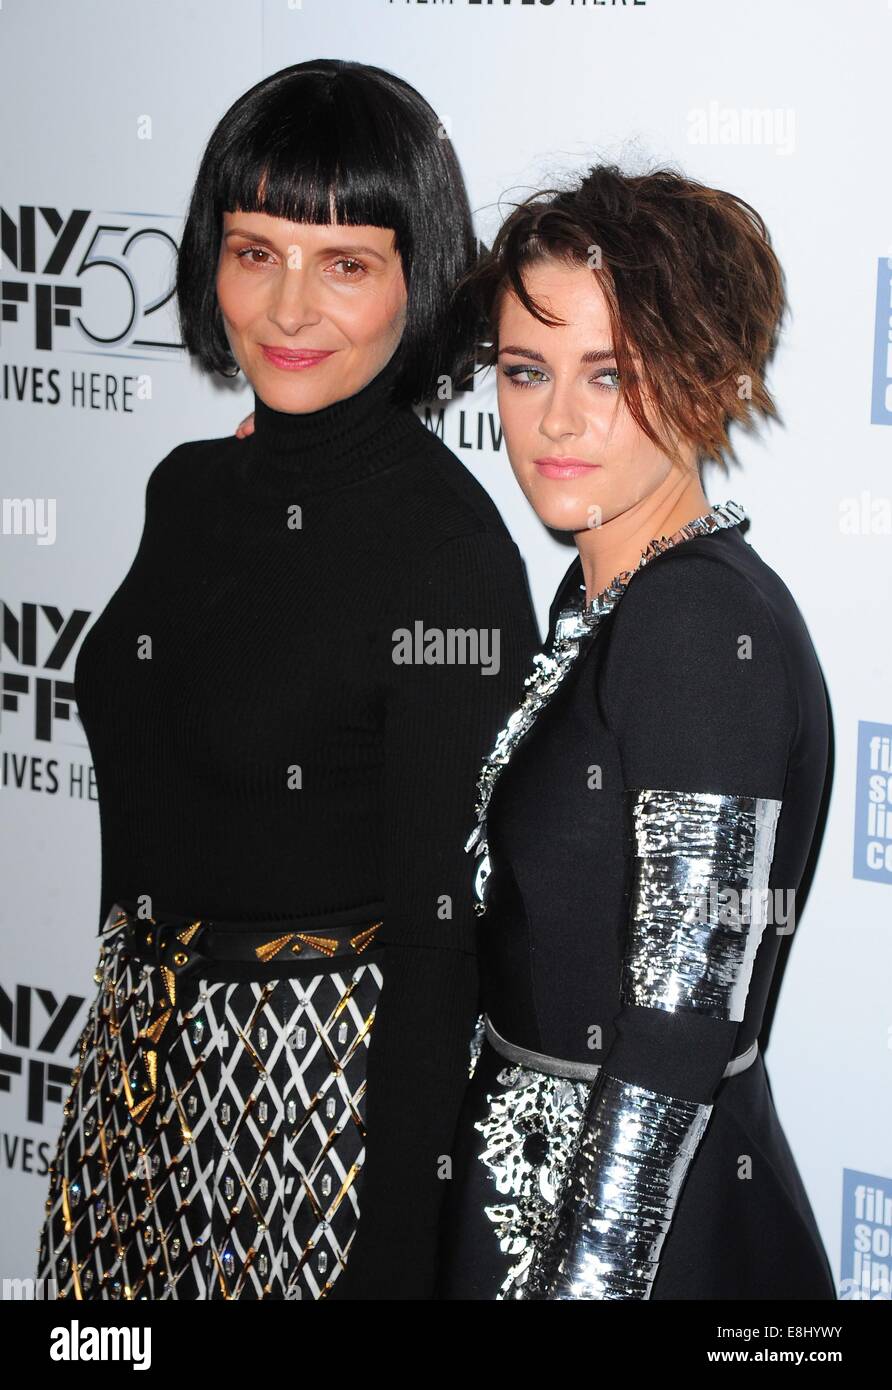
439,164,836,1300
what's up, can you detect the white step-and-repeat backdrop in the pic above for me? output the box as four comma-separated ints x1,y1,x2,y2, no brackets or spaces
1,0,890,1297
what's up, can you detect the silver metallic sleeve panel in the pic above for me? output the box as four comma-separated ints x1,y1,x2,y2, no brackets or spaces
523,1075,711,1299
622,789,782,1021
519,786,782,1300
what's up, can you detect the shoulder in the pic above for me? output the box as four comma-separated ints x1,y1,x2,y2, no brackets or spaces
144,434,237,495
383,444,538,638
606,528,790,649
599,530,798,738
381,419,536,609
395,528,537,644
386,412,519,543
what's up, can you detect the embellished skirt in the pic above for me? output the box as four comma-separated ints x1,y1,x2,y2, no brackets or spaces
36,900,385,1300
438,1019,838,1301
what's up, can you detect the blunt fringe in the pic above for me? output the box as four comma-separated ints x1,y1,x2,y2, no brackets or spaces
176,59,478,404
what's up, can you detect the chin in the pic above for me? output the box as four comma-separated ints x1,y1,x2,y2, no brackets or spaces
260,373,325,406
526,489,597,534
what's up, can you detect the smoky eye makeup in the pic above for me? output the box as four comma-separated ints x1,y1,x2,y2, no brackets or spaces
500,362,621,392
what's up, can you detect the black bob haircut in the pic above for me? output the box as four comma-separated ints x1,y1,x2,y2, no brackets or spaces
176,58,478,405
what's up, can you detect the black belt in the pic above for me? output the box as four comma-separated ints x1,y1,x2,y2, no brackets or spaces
99,900,385,982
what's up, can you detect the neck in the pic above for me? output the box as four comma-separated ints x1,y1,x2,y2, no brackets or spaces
574,472,711,603
246,346,418,495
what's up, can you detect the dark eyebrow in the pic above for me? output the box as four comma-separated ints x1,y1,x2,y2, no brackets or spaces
222,229,387,261
498,344,617,364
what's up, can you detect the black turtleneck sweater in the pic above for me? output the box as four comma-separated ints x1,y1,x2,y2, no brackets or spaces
72,349,540,1298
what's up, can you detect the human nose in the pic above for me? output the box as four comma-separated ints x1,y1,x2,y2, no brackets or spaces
267,261,323,336
538,375,588,444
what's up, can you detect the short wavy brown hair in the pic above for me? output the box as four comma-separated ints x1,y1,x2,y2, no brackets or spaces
458,165,787,474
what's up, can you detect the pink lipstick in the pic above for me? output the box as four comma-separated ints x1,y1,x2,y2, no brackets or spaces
534,457,602,480
260,346,336,371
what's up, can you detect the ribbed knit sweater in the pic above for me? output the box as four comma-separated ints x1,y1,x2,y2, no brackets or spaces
73,348,540,1297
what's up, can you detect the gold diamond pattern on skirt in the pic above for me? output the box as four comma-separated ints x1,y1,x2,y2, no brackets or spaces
35,929,383,1299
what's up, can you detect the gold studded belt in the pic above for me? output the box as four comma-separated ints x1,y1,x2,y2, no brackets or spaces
102,901,384,974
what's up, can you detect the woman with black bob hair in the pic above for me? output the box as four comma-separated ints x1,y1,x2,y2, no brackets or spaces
176,58,478,405
36,58,538,1302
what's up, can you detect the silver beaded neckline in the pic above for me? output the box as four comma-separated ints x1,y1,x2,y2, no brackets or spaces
464,499,748,914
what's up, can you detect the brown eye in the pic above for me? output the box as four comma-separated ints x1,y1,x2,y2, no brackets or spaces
235,247,271,265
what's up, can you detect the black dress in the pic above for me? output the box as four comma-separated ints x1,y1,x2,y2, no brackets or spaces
34,349,540,1299
439,500,837,1300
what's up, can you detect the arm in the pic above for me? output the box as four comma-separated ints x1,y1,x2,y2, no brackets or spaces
336,530,539,1300
522,553,795,1300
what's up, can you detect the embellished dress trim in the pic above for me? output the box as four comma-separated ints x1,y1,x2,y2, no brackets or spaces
464,501,748,915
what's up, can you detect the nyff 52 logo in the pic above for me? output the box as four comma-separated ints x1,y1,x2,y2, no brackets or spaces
1,204,181,352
